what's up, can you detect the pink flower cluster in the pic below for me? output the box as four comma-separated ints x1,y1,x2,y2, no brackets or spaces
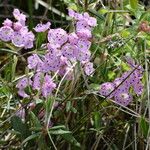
15,9,97,98
0,9,34,49
99,57,144,106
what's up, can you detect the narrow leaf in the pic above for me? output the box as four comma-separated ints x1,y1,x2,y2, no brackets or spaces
130,0,138,9
49,129,71,135
140,117,149,138
22,132,41,146
30,111,41,128
61,134,80,148
93,112,101,129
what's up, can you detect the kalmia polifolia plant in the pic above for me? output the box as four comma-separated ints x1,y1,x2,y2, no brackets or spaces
0,9,97,125
0,8,144,119
14,9,97,99
0,7,146,148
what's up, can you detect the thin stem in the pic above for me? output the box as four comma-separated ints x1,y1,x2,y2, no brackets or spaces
84,0,88,11
46,63,77,131
47,131,57,150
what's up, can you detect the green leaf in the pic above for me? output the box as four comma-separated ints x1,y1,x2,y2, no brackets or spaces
11,116,30,139
50,125,66,130
129,0,138,10
0,48,18,55
121,62,130,71
93,112,101,130
37,135,48,149
71,107,77,113
45,97,54,112
140,117,149,138
99,8,109,15
36,32,47,48
66,101,71,112
120,30,131,38
11,55,18,81
45,97,54,122
30,111,41,128
88,9,105,20
108,71,116,80
22,132,41,146
89,83,100,90
49,125,68,135
61,134,81,148
49,129,71,135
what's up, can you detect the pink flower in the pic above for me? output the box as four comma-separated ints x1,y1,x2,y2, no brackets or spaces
44,53,61,72
99,82,115,99
16,77,32,98
84,62,95,76
47,43,61,55
13,22,23,31
68,9,75,17
11,32,25,47
24,31,35,49
34,22,51,32
27,54,42,69
16,77,32,89
87,17,97,27
76,29,92,39
114,92,133,106
0,26,14,42
76,38,91,51
74,48,91,62
68,32,78,44
13,9,26,26
12,27,34,49
2,19,13,27
76,20,91,31
48,28,68,46
32,72,42,90
132,81,144,95
18,90,30,98
16,108,25,120
41,74,56,98
61,43,77,59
